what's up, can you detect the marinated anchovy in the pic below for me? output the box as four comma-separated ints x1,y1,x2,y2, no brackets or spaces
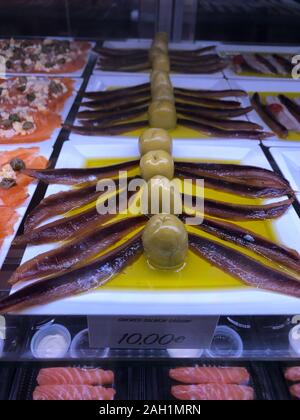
77,99,150,120
255,54,278,75
83,83,150,100
174,88,247,99
177,111,262,132
181,214,300,274
175,161,291,189
10,216,147,284
24,177,138,231
176,93,241,109
67,121,148,136
0,233,143,313
184,194,293,221
16,190,136,245
22,160,139,185
80,107,147,127
178,118,272,140
189,233,300,299
176,102,253,119
176,170,290,199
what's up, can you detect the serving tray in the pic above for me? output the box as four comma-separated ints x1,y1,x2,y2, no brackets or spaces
11,139,300,315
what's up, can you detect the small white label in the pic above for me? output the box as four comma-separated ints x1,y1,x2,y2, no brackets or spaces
88,316,219,349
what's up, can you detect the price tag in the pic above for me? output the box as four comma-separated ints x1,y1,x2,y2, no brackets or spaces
88,316,219,349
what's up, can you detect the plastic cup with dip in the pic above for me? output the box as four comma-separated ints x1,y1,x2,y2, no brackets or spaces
289,324,300,356
205,326,244,358
70,329,109,359
167,349,204,358
30,324,71,359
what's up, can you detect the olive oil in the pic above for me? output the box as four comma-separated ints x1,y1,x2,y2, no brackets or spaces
84,157,285,292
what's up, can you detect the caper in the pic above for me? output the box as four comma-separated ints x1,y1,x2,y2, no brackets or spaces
142,214,188,270
49,81,63,94
0,178,16,189
22,121,34,131
10,158,26,171
139,128,173,156
6,60,12,69
57,58,66,65
140,150,174,181
26,93,36,102
9,114,21,122
0,119,12,129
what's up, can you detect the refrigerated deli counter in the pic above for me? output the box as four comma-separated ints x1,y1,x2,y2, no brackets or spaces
0,14,300,400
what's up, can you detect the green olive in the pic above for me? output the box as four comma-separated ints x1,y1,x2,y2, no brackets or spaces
141,175,182,215
155,32,169,44
140,150,174,181
151,85,174,102
139,128,173,155
142,214,188,270
10,158,26,171
152,54,170,72
148,100,177,130
151,71,172,90
149,47,165,63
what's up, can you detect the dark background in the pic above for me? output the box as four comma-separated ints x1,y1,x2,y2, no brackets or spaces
0,0,299,43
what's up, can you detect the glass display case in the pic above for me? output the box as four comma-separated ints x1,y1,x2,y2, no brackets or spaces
0,0,300,402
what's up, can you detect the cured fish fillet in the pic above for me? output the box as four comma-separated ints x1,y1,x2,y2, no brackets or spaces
289,384,300,399
33,385,115,401
169,367,250,385
285,367,300,382
37,367,114,386
171,384,255,401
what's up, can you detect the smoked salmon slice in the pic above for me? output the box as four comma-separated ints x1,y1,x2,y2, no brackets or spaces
0,207,18,237
33,385,115,401
37,367,115,386
169,367,250,385
289,384,300,399
0,112,61,144
171,384,255,401
285,367,300,382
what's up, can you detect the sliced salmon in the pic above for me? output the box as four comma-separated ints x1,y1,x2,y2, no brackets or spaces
290,384,300,399
0,207,18,237
0,112,61,144
169,367,250,385
171,384,255,401
33,385,115,401
285,367,300,382
37,368,114,386
0,186,28,207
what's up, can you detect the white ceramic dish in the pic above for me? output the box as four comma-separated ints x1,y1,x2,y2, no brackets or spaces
95,39,224,79
228,78,300,147
70,75,259,145
11,139,300,315
0,142,51,268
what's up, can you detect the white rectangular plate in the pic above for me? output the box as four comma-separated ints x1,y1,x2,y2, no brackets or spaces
70,75,260,145
219,43,300,81
95,39,224,78
0,142,50,268
228,78,300,147
12,140,300,315
270,147,300,204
